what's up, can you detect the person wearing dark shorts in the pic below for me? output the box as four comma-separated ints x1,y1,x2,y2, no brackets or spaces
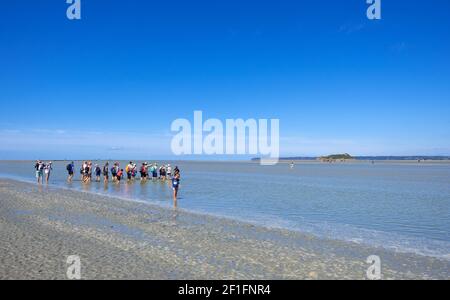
172,171,180,207
116,169,123,182
140,163,148,181
152,164,158,180
66,162,75,183
95,164,102,182
126,162,133,182
111,163,118,182
103,162,109,183
160,166,166,180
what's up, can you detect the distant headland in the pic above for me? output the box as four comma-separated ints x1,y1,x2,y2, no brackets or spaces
252,154,450,162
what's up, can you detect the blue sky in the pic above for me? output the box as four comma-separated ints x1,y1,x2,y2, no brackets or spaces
1,0,449,159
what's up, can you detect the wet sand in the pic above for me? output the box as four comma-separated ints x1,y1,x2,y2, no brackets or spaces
0,179,448,280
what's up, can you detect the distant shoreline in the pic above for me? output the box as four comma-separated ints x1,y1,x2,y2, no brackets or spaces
272,159,450,164
254,156,450,161
1,158,450,164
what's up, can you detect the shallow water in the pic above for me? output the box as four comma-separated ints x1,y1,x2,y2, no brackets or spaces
1,160,449,259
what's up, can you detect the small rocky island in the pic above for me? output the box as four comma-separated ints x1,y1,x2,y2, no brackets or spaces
317,153,354,162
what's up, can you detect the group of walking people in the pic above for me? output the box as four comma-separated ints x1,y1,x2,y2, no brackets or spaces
35,160,182,202
65,161,181,201
67,161,177,183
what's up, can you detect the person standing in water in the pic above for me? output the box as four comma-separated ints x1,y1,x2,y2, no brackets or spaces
80,161,86,182
132,163,137,180
166,164,172,179
111,163,118,182
35,160,45,184
116,169,124,183
103,162,109,183
172,168,180,207
88,161,93,182
151,163,158,181
126,162,133,182
94,164,102,182
159,165,166,180
140,162,148,181
83,162,91,183
44,162,53,184
66,161,75,183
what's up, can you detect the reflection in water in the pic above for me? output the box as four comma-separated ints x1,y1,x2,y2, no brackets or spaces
171,210,179,225
123,182,131,195
112,182,121,194
81,182,91,192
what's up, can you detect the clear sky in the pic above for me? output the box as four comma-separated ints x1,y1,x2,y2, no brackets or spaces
1,0,449,160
